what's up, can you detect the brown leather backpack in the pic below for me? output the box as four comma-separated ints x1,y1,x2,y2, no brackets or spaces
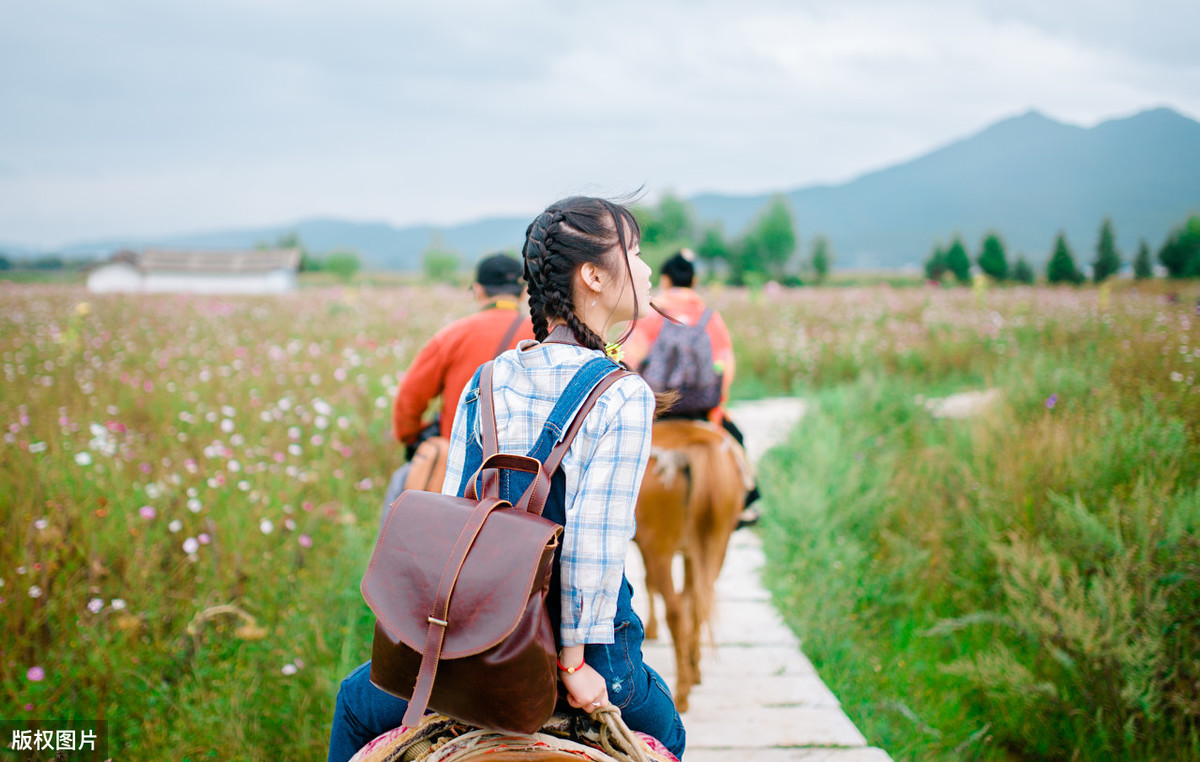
362,361,628,733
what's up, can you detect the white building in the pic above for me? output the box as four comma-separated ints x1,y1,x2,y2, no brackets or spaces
86,248,300,294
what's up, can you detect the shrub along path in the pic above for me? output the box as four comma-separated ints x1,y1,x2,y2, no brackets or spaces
625,398,893,761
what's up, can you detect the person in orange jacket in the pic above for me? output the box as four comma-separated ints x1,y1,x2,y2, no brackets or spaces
382,253,535,508
623,249,761,528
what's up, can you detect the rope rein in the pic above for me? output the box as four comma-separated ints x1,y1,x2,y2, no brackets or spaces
589,704,653,762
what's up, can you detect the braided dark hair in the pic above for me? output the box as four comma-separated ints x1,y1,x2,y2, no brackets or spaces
522,197,642,352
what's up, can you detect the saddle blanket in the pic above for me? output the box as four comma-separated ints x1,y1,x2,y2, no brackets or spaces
350,713,679,762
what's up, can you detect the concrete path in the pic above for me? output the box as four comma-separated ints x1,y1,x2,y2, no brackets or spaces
626,398,893,762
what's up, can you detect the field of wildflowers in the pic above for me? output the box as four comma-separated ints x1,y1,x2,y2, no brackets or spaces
752,282,1200,760
1,284,463,758
2,280,1198,760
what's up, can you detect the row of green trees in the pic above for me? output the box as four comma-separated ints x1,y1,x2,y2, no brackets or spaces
925,213,1200,285
415,193,826,287
634,193,828,285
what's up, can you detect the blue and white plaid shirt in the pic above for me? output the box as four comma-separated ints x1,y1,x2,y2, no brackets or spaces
442,340,654,646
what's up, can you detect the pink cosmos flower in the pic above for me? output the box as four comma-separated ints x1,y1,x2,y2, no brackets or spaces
139,506,157,520
27,666,44,682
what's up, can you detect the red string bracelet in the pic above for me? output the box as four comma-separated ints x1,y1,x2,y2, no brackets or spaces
557,656,585,674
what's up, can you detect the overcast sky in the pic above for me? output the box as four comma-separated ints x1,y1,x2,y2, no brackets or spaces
1,0,1197,247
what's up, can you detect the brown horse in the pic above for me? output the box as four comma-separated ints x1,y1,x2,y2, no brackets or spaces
633,419,748,712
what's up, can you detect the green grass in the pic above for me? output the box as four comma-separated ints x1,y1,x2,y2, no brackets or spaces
2,281,1199,759
755,285,1200,760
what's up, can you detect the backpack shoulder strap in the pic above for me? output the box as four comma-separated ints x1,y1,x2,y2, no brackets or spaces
478,361,500,457
697,308,714,329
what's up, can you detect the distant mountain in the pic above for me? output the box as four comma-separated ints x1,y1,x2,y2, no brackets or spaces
51,215,532,270
26,106,1200,271
692,107,1200,268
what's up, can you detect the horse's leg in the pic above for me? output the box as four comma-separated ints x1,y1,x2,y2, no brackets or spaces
638,542,660,641
690,442,747,690
681,551,705,691
646,587,659,641
668,553,693,714
641,546,674,647
642,541,690,712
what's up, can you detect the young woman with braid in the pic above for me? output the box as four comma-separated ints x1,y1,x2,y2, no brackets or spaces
328,197,687,761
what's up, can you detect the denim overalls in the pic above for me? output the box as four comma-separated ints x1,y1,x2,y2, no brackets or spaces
329,356,685,762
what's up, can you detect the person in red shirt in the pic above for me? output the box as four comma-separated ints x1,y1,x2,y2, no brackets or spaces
382,253,535,508
624,249,761,527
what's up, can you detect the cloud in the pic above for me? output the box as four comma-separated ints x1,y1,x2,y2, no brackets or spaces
0,0,1196,245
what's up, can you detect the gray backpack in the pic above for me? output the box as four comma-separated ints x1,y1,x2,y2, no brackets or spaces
638,309,723,417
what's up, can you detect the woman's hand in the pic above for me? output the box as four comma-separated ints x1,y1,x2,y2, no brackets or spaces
559,646,608,711
562,662,609,712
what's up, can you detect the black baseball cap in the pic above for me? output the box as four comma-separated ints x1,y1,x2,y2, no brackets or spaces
475,253,524,287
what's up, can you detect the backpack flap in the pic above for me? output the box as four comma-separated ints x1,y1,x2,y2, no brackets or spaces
362,488,562,659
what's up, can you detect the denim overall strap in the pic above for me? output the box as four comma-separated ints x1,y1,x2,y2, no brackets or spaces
454,366,485,499
526,356,621,463
455,356,618,502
